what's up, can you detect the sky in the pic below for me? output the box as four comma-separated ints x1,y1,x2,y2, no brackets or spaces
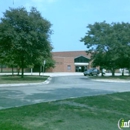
0,0,130,52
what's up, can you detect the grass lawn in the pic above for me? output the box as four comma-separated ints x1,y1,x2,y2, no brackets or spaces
0,92,130,130
0,75,49,84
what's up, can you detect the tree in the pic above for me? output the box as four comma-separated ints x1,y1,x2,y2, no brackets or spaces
44,57,55,71
81,21,130,76
92,52,107,76
0,7,53,78
33,54,55,75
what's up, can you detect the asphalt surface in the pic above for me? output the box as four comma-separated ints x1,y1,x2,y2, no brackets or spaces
0,75,130,110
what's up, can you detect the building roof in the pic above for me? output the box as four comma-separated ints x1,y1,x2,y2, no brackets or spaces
52,51,91,59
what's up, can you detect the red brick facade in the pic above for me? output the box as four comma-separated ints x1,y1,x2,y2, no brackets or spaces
48,51,91,72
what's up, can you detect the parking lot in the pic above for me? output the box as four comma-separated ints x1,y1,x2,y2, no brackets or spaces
0,74,130,110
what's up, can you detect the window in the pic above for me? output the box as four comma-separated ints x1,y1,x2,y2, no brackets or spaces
67,65,71,71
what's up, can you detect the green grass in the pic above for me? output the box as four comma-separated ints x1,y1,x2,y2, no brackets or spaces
0,75,49,84
0,92,130,130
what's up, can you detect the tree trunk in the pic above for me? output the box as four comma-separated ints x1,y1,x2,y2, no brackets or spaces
100,68,104,77
121,69,124,76
21,57,24,78
39,66,42,76
21,67,24,78
1,65,3,73
129,68,130,76
39,66,41,76
100,69,104,76
31,68,33,75
17,68,20,76
111,68,115,76
12,66,14,75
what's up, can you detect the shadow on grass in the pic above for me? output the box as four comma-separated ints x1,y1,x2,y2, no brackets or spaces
0,92,130,130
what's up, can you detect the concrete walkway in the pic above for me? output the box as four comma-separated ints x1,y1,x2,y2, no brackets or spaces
0,72,83,77
0,77,52,87
0,72,83,87
0,72,129,87
93,79,130,83
0,72,129,77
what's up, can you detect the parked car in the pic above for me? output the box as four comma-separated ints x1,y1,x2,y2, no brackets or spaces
84,68,100,76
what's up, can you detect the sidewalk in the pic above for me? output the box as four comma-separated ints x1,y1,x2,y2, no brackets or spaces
92,73,130,83
0,72,128,77
0,72,129,87
0,77,52,87
0,73,83,87
92,79,130,83
0,72,83,77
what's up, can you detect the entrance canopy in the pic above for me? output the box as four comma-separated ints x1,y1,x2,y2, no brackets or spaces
74,56,90,72
74,56,89,64
74,63,88,66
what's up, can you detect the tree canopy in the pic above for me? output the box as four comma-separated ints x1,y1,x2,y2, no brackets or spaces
0,7,53,77
81,21,130,76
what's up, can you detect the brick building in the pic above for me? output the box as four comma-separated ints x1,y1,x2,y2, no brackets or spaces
48,51,91,72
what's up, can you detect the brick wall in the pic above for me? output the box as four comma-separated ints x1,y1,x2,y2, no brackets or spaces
63,57,75,72
51,57,75,72
52,57,64,72
48,51,91,72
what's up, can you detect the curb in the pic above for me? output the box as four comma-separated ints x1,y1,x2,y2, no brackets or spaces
42,77,52,84
0,77,52,87
92,79,130,83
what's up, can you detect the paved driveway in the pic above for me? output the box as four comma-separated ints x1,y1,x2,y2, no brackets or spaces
0,75,130,110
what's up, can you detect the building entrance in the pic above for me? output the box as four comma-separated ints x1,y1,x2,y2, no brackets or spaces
74,56,89,72
75,66,87,72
